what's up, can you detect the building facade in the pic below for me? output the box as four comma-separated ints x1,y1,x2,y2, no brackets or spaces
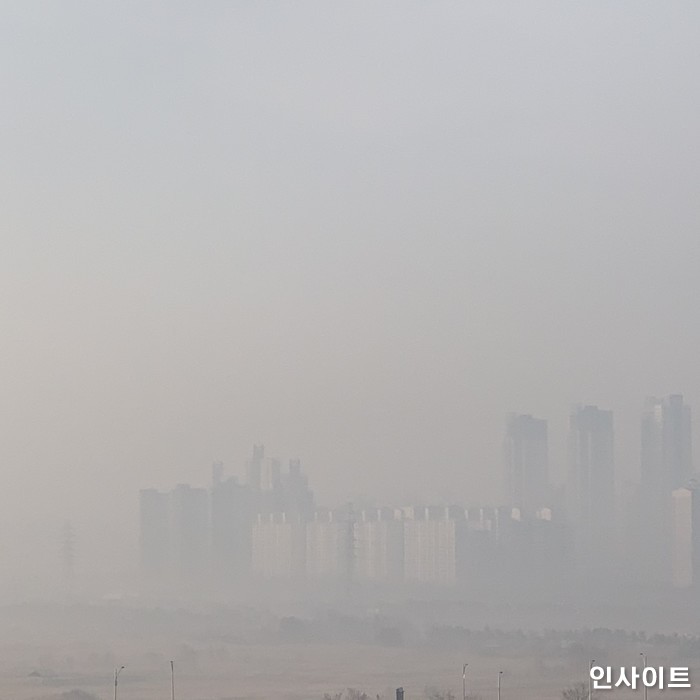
504,414,549,517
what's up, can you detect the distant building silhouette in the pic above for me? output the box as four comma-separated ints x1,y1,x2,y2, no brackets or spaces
402,506,465,586
280,458,315,518
567,405,615,569
140,446,316,598
503,414,549,516
671,486,700,588
640,395,694,584
211,468,255,589
170,484,209,592
139,484,209,596
305,507,354,581
252,512,306,579
642,395,692,491
354,508,404,583
246,443,265,491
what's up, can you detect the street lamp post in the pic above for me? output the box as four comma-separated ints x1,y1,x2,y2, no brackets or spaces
497,670,503,700
640,653,648,700
171,660,175,700
462,663,468,700
588,660,595,700
114,666,125,700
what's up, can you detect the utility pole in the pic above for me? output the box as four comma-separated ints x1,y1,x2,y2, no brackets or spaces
114,666,125,700
640,653,648,700
588,660,595,700
497,670,503,700
170,660,175,700
462,663,468,700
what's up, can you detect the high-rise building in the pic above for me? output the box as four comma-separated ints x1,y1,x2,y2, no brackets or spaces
258,457,315,516
211,470,256,589
305,508,354,580
503,414,549,516
246,444,265,491
354,508,404,583
139,485,209,595
170,484,209,592
279,459,315,518
671,486,700,588
642,395,692,491
495,506,572,599
211,451,315,590
639,395,693,584
403,506,463,586
567,405,615,567
252,512,306,579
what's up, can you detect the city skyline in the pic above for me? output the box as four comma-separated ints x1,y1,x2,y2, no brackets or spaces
4,388,697,602
132,392,697,600
136,392,696,504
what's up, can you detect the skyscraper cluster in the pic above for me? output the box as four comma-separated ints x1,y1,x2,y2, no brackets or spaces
139,448,566,598
139,445,315,597
504,394,696,587
138,394,696,599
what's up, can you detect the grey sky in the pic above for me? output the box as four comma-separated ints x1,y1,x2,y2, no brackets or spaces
1,1,700,541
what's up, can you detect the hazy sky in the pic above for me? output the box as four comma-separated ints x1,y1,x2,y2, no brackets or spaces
2,2,700,543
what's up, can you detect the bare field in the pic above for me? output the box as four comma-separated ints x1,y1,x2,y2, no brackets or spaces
1,640,693,700
0,602,697,700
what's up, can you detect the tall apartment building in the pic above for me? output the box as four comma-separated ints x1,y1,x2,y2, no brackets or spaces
246,443,265,491
642,395,692,490
211,467,256,588
251,512,306,579
170,484,209,591
495,506,571,598
354,508,404,583
671,487,700,588
640,395,693,584
305,509,354,580
138,484,209,595
567,405,615,568
504,414,549,516
403,506,464,586
279,459,315,518
211,450,314,588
